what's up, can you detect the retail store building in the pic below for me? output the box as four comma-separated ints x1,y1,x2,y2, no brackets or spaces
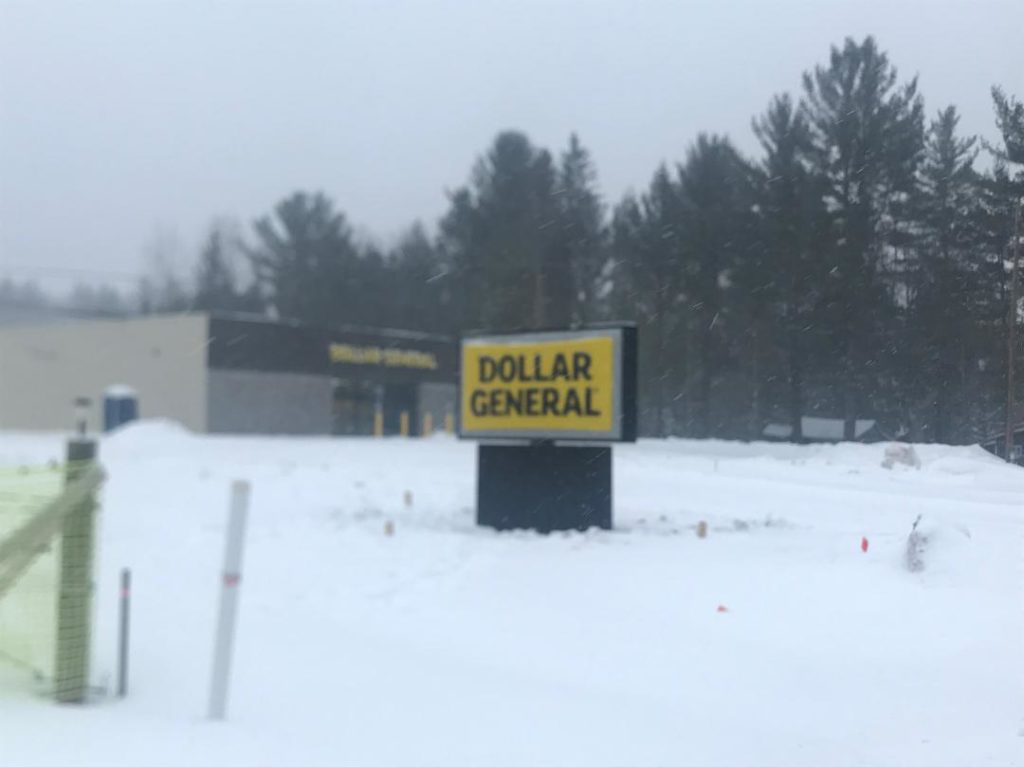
0,313,456,436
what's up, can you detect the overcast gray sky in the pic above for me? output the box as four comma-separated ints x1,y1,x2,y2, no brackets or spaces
1,0,1022,292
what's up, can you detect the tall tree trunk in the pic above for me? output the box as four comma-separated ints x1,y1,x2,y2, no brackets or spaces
532,270,545,329
934,382,947,444
698,312,714,439
842,288,858,441
958,334,969,443
788,321,804,442
750,319,762,440
653,306,666,438
677,313,689,436
842,335,857,442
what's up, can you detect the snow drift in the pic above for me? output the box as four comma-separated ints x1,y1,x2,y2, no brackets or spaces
0,423,1020,767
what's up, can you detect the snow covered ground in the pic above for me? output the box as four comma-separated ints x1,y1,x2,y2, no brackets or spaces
0,422,1022,767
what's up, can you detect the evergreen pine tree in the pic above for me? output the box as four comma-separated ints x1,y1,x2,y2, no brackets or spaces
193,225,263,314
609,168,685,436
247,191,362,327
752,94,830,440
676,134,757,438
801,36,925,438
385,223,452,333
439,131,564,332
908,106,980,442
556,134,607,324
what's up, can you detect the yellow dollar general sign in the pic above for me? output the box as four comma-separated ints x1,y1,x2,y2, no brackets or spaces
460,327,636,441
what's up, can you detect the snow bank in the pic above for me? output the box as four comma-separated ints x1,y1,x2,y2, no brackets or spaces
102,417,193,445
103,384,138,398
0,429,1020,767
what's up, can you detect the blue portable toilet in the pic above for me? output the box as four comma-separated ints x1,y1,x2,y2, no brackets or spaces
103,385,139,432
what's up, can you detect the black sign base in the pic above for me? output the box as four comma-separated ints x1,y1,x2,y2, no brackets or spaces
477,443,612,532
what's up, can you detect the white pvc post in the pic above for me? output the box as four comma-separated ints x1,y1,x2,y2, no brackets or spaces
208,480,251,721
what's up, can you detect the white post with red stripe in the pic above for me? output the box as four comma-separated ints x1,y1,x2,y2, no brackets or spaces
208,480,251,721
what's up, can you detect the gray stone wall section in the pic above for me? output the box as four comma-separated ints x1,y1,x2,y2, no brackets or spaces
418,382,456,434
207,369,333,435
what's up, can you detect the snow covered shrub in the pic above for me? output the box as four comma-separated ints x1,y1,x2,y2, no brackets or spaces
905,516,927,572
883,443,921,470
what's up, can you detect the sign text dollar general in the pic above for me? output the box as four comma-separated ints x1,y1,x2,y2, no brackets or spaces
460,331,624,439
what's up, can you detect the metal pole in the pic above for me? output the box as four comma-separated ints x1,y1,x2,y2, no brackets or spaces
1007,205,1021,462
117,568,131,697
208,480,251,721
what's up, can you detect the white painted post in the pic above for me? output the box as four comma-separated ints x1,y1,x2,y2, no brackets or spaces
208,480,250,721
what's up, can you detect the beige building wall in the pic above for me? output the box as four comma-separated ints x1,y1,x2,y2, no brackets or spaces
0,314,210,432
